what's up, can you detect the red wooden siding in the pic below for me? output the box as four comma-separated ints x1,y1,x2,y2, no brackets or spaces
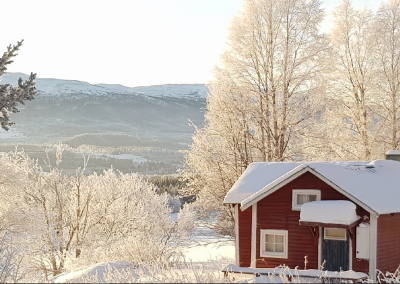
251,171,370,272
238,205,252,267
377,213,400,273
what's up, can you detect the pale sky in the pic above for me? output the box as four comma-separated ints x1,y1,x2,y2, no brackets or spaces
2,0,382,87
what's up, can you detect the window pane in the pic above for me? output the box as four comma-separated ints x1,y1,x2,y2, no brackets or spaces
266,234,274,243
325,228,346,239
275,235,284,244
297,194,308,205
265,243,274,252
308,195,317,202
275,244,284,252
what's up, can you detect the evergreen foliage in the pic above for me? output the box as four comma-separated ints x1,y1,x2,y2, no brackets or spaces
0,40,36,130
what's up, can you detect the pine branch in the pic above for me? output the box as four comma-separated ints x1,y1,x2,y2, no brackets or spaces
0,40,37,130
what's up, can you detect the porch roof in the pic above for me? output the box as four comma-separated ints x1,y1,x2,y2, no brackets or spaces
299,200,360,228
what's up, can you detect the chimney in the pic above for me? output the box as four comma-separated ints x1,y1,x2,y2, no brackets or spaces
386,150,400,161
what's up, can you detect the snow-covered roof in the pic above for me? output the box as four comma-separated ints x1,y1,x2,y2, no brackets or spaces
387,149,400,155
223,160,400,215
300,200,359,225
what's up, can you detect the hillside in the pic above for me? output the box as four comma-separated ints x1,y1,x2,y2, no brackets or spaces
0,73,207,174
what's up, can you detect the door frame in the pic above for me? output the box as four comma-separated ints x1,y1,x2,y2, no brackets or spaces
318,227,352,271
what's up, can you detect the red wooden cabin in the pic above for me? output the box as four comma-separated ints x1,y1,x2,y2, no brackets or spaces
223,159,400,281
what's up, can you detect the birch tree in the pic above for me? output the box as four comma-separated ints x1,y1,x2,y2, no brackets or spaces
374,0,400,151
324,0,379,160
183,0,328,235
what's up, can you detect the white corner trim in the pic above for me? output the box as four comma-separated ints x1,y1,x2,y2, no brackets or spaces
251,203,257,268
235,204,240,266
349,234,353,270
318,227,322,269
369,214,378,281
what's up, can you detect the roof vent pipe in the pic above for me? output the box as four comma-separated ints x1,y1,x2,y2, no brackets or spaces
386,150,400,161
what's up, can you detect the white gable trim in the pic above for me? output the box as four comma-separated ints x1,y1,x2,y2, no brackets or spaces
240,165,378,216
240,164,308,211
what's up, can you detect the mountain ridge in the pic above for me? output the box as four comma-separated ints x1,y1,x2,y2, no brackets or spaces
1,72,209,99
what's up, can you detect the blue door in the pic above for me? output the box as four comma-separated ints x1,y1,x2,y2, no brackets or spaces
321,228,349,271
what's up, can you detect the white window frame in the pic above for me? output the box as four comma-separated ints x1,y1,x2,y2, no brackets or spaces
324,228,347,241
260,229,288,259
292,189,321,211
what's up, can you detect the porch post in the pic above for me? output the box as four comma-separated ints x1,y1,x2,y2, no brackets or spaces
235,204,240,266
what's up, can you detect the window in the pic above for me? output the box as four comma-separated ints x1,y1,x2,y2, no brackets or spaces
260,229,288,258
292,189,321,210
324,228,347,241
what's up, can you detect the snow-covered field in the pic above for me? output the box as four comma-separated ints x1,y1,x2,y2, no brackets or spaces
89,153,148,165
182,227,235,263
53,214,236,283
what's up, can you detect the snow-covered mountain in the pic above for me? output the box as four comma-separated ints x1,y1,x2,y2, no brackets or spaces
0,72,208,174
1,72,208,99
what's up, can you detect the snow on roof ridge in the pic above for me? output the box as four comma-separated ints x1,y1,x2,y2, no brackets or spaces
225,159,400,214
240,164,308,210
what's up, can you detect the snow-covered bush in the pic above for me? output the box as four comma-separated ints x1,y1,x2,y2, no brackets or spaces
0,147,193,280
176,203,196,234
0,237,25,283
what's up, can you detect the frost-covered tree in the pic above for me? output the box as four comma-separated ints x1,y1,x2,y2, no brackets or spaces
0,40,36,130
0,151,35,283
0,147,191,281
374,0,400,151
183,0,329,236
321,0,379,160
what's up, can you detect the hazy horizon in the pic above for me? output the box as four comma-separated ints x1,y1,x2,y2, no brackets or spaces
2,0,381,87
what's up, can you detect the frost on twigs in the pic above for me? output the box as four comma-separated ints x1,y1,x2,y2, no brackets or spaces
0,149,194,282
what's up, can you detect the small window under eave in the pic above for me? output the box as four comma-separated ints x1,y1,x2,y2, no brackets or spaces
299,200,360,229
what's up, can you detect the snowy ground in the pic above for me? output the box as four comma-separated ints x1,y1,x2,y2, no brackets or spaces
88,153,148,165
53,214,236,283
182,229,234,263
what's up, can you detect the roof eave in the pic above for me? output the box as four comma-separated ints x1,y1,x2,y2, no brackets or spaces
240,165,379,217
240,164,309,211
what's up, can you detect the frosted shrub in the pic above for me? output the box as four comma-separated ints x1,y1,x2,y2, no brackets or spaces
0,238,25,283
365,269,400,283
176,203,196,234
0,148,193,280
